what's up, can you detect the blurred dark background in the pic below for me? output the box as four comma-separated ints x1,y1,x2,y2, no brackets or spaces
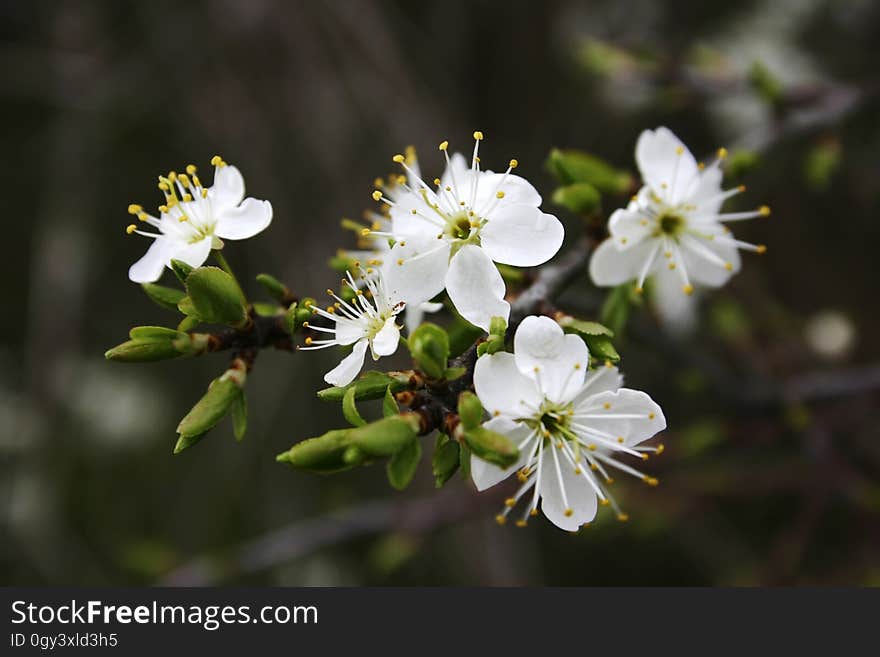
2,0,879,586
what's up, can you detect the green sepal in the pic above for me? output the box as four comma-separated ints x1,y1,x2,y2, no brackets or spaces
129,326,187,342
170,259,195,284
383,386,399,418
177,315,200,332
342,386,367,427
556,316,614,337
443,366,467,381
558,316,620,365
408,323,450,379
386,437,422,490
255,273,290,303
432,434,460,488
318,371,411,402
552,182,601,215
349,415,420,457
231,388,247,442
253,302,280,317
173,432,207,454
141,283,186,312
185,266,248,327
460,426,518,468
458,443,471,480
177,296,199,318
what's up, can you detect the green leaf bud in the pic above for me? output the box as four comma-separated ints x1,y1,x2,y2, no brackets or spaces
185,266,248,327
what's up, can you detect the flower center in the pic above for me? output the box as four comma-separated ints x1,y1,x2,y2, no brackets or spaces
523,400,574,442
656,212,684,237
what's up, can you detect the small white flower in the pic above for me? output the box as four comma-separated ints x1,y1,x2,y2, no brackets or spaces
341,149,442,334
471,316,666,531
300,269,405,387
370,132,564,332
126,156,273,283
590,127,769,298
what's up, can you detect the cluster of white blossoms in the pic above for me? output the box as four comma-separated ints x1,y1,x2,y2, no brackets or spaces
471,317,665,530
124,128,764,530
127,156,273,283
590,127,768,331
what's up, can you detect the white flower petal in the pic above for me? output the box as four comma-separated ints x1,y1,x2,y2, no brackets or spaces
168,236,213,270
334,317,367,346
440,152,470,190
371,316,400,357
678,231,740,287
382,236,450,307
607,207,652,250
589,237,659,287
473,171,542,211
635,127,699,204
651,269,699,335
513,316,588,403
689,167,725,214
573,388,666,447
404,301,443,334
474,352,542,418
539,447,599,531
209,164,246,211
324,339,369,387
470,416,536,492
128,237,175,283
570,365,624,406
389,188,444,239
214,198,273,240
480,205,564,267
445,245,510,332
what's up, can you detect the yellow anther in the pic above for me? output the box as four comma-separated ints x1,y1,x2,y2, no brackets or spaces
605,360,612,368
496,191,506,199
643,476,659,486
529,508,539,517
125,224,137,234
509,159,518,169
304,337,313,345
759,205,771,217
210,155,225,167
182,194,192,202
588,444,597,451
738,184,746,192
371,190,383,201
396,259,404,266
186,164,197,175
574,363,581,370
178,215,188,223
158,181,169,191
159,205,169,213
656,444,665,455
648,412,656,420
756,244,767,254
724,262,733,271
137,212,148,222
620,237,628,245
433,178,441,186
603,403,611,410
473,131,484,140
606,477,615,484
167,171,178,182
326,306,335,313
617,513,630,522
698,162,705,170
515,520,528,528
717,147,728,159
599,498,610,506
634,286,644,295
127,204,142,215
668,262,676,270
178,173,190,187
563,508,573,517
675,146,684,155
438,140,449,151
504,497,516,508
683,284,694,295
392,154,405,163
495,514,506,525
617,437,624,444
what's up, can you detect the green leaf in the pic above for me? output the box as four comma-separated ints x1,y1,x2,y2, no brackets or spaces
342,386,367,427
253,302,280,317
408,323,450,379
443,366,467,381
104,339,182,363
177,296,199,318
386,437,422,490
176,378,240,440
173,432,208,454
557,316,614,337
349,415,420,457
231,389,247,441
546,148,633,194
461,426,518,468
552,182,601,214
170,259,195,284
383,385,399,418
141,283,186,312
318,371,410,402
459,443,471,479
600,284,632,336
129,326,187,342
276,429,355,474
584,335,620,365
255,273,290,302
432,435,460,488
185,266,248,327
457,391,483,431
177,315,200,332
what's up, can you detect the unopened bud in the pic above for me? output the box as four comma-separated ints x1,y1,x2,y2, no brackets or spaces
460,426,519,468
552,182,601,215
185,266,248,327
408,323,450,379
255,273,290,303
349,415,421,457
276,429,355,473
457,391,484,431
175,376,243,443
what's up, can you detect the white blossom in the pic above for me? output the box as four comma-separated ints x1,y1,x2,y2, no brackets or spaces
369,132,564,332
590,127,768,300
126,156,272,283
471,316,666,531
299,269,404,387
